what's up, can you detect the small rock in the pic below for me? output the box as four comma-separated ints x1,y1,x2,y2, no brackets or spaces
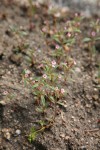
75,67,81,73
88,120,91,123
61,72,64,75
37,49,41,53
4,132,11,140
65,135,70,140
61,7,69,14
92,95,98,101
80,145,87,150
54,12,61,18
94,101,99,106
60,133,65,138
0,101,6,106
9,53,22,66
15,129,21,135
0,69,5,76
86,104,91,108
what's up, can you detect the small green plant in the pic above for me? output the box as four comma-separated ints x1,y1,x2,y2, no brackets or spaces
28,0,36,16
22,13,79,142
28,119,54,142
60,59,75,82
9,25,29,52
83,19,100,59
25,49,37,67
22,61,67,141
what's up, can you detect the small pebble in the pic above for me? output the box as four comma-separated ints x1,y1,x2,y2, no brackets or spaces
60,133,65,138
15,129,21,135
75,67,81,73
80,145,86,150
0,101,6,106
4,132,11,140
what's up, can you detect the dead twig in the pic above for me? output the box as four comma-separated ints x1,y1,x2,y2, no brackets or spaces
84,128,99,133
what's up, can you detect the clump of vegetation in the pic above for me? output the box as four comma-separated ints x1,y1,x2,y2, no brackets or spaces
22,58,67,141
83,18,100,58
21,9,82,142
20,1,100,142
22,27,77,141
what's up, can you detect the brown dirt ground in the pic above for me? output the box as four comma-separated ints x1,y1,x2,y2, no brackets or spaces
0,1,100,150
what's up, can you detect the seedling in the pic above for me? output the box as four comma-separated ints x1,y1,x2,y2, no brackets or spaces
83,19,100,60
25,49,37,67
28,119,54,142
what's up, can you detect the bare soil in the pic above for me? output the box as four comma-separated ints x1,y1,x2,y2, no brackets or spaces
0,1,100,150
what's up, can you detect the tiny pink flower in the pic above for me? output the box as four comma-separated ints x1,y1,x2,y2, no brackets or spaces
64,27,67,30
96,18,100,23
32,81,35,84
52,60,56,65
61,88,65,94
37,64,43,69
55,45,60,49
42,27,47,33
43,74,47,79
3,91,8,95
58,75,62,79
67,32,71,37
91,31,96,37
25,74,29,78
75,13,78,17
52,60,56,68
77,22,80,26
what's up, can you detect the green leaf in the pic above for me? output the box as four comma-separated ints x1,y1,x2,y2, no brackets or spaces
25,56,32,63
95,37,100,41
73,28,81,33
83,37,91,42
28,127,37,142
96,85,100,89
22,69,26,75
20,31,28,36
47,85,55,90
52,35,60,43
66,38,75,45
32,84,39,89
57,102,65,107
49,96,55,103
36,107,43,112
33,91,38,96
38,120,45,127
24,78,27,86
45,65,49,72
91,45,96,54
31,126,36,133
28,132,37,142
41,95,46,107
